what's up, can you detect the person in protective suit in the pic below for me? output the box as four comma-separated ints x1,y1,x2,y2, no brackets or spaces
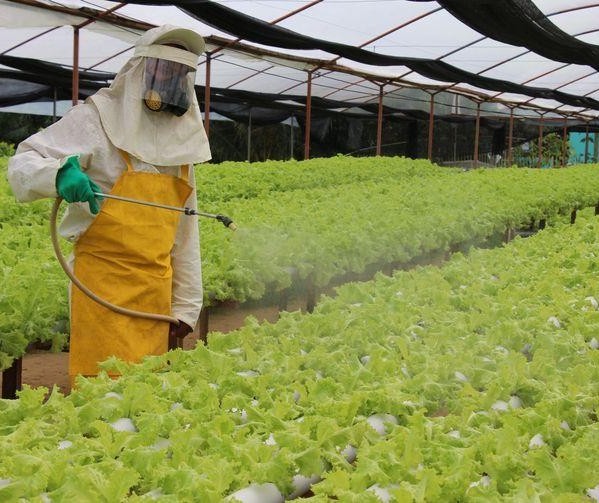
7,25,211,386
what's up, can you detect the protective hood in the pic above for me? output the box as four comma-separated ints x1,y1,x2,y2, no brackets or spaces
88,25,211,166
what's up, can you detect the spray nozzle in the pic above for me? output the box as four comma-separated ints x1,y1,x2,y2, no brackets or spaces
216,214,237,231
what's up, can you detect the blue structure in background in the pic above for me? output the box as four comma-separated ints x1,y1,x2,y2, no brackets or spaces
569,132,596,164
512,132,597,168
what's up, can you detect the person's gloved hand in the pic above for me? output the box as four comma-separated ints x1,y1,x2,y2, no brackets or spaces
56,156,102,214
169,320,193,339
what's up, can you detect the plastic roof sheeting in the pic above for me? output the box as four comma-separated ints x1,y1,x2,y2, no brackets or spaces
2,0,599,123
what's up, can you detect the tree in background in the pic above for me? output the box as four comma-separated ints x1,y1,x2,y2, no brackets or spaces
512,132,573,168
0,113,54,148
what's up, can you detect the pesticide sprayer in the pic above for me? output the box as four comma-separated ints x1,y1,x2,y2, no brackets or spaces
50,193,236,326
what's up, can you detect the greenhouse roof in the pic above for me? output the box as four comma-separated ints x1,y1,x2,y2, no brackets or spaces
2,0,599,124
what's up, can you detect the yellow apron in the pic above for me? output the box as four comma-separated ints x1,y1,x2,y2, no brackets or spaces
69,151,192,382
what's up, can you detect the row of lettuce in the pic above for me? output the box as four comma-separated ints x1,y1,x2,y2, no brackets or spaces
200,164,597,302
194,155,441,202
2,157,599,369
2,208,599,500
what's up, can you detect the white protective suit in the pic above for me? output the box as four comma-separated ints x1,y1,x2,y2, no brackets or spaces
7,25,211,329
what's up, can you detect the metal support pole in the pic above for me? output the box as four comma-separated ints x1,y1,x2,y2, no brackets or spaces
585,123,590,163
376,84,384,156
290,114,295,159
561,122,568,167
427,92,435,161
452,124,457,161
204,53,211,137
247,109,252,162
474,102,481,168
304,71,313,160
507,107,514,166
72,26,80,106
53,87,57,123
537,116,544,168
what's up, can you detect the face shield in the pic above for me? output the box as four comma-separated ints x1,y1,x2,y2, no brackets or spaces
142,57,196,117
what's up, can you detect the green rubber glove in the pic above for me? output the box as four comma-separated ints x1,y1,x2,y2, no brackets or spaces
56,156,102,214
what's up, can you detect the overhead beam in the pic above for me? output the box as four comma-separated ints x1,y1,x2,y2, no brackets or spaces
4,0,599,122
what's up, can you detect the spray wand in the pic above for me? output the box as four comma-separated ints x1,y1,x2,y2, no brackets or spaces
93,192,237,230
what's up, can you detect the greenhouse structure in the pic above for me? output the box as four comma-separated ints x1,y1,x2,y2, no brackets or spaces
2,0,599,162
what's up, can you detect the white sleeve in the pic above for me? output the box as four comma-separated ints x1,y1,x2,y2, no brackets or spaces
170,166,204,328
7,104,100,202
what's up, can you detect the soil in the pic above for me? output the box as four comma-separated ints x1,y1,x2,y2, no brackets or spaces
5,297,308,396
